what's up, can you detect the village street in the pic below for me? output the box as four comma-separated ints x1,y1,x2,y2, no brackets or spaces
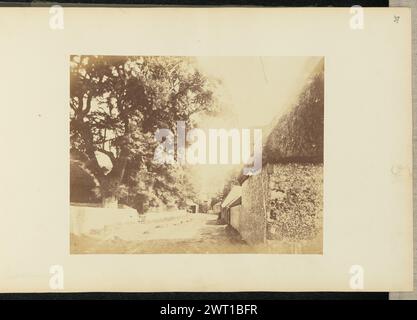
71,212,254,254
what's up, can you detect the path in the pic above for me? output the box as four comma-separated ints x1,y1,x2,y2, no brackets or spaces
71,212,254,254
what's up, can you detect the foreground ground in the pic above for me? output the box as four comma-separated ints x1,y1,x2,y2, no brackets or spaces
71,212,256,254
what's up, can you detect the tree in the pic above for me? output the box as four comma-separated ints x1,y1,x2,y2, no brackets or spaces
70,55,218,207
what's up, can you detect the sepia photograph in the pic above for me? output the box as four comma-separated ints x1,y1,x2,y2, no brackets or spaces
0,6,412,293
70,55,324,254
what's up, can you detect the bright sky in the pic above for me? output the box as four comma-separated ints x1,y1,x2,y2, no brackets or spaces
196,56,322,128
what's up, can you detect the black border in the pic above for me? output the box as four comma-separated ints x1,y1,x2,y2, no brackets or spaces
0,292,388,300
0,0,389,7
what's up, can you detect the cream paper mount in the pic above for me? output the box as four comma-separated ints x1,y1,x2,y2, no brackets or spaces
0,7,412,292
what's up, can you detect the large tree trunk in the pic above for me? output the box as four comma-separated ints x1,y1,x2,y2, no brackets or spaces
102,195,118,208
73,110,131,208
99,150,129,208
134,194,147,214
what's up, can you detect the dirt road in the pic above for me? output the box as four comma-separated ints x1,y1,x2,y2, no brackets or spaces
71,213,254,254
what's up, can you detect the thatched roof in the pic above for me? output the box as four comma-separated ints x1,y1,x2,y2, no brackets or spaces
221,186,242,208
263,59,324,164
238,59,324,185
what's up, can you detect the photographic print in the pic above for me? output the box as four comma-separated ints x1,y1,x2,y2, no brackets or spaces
0,7,412,292
70,56,324,254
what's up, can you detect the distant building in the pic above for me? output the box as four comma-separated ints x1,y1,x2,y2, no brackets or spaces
198,201,209,214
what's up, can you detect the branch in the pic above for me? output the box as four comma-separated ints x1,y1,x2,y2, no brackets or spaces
82,93,93,115
70,97,79,112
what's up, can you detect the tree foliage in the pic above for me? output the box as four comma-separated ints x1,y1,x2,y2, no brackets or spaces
70,55,218,209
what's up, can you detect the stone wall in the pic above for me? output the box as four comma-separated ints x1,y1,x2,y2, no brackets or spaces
230,205,241,231
240,169,269,245
70,205,138,236
237,163,323,252
220,207,229,224
266,163,323,253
